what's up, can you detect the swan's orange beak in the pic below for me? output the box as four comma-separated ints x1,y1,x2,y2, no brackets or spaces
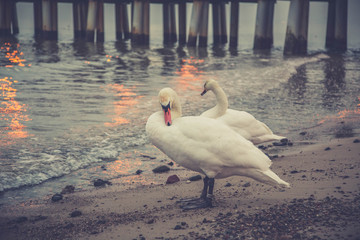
201,89,207,96
162,103,172,126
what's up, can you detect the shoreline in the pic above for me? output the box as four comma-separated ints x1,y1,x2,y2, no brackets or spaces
1,116,360,240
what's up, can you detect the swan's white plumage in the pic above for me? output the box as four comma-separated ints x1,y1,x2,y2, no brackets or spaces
201,80,286,144
146,88,290,188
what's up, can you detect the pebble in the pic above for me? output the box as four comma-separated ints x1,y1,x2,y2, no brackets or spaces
93,179,112,187
152,165,170,173
188,175,202,181
61,185,75,194
70,210,82,218
166,175,180,184
51,193,63,202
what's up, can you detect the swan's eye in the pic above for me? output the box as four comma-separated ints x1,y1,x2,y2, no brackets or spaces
161,102,171,112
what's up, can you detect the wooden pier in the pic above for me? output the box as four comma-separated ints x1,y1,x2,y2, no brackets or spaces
0,0,350,54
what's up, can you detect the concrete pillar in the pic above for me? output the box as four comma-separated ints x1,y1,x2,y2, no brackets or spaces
254,0,275,49
212,2,221,45
132,0,149,45
220,2,227,44
96,1,104,42
73,1,87,39
198,1,209,47
170,3,176,43
11,1,19,34
41,0,57,40
326,0,347,51
0,0,11,35
34,0,42,37
163,2,170,43
229,1,239,48
188,0,201,46
86,0,97,42
178,1,186,45
284,0,309,55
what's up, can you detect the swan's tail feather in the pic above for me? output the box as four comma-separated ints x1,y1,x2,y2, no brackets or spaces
252,121,287,145
245,169,290,188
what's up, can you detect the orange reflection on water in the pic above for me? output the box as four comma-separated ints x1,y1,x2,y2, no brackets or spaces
104,84,143,127
1,42,29,67
0,77,31,146
318,97,360,124
174,57,205,91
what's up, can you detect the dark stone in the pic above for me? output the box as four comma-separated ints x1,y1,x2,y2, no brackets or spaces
152,165,170,173
273,141,287,146
61,185,75,194
64,223,75,229
174,225,182,230
168,162,174,166
188,175,202,182
166,175,180,184
225,183,232,187
147,219,155,224
141,154,156,160
324,147,331,151
51,193,63,202
14,216,28,223
300,131,307,135
258,145,267,150
290,170,299,174
96,219,106,225
353,139,360,143
32,215,47,222
136,169,143,175
243,182,251,188
93,179,112,187
70,210,82,218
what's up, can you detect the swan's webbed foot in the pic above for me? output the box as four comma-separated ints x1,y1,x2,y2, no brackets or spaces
178,195,213,210
176,176,215,210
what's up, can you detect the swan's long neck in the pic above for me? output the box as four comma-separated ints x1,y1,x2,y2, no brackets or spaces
211,85,228,117
171,92,182,120
172,99,182,120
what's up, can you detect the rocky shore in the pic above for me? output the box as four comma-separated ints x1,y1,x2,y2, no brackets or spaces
1,116,360,240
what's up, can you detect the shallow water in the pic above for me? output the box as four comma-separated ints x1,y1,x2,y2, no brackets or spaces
1,3,360,205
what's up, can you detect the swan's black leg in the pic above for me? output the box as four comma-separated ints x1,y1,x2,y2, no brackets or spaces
200,176,209,198
178,176,214,210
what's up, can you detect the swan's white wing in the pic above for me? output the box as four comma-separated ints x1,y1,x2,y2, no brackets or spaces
218,109,285,144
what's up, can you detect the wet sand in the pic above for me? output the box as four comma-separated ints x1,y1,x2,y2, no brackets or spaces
1,116,360,240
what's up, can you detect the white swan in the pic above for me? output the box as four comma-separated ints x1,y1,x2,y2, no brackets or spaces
201,79,286,145
146,88,290,209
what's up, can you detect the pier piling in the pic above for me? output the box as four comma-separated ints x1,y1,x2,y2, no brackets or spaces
326,0,347,51
131,0,150,46
86,0,97,41
284,0,309,55
0,0,19,36
229,0,239,48
115,2,130,40
254,0,275,49
178,1,186,45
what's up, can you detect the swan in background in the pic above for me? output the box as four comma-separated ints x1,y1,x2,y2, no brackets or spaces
200,79,286,145
146,88,290,210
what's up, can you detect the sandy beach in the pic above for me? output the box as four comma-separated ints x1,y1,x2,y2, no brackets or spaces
1,114,360,240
